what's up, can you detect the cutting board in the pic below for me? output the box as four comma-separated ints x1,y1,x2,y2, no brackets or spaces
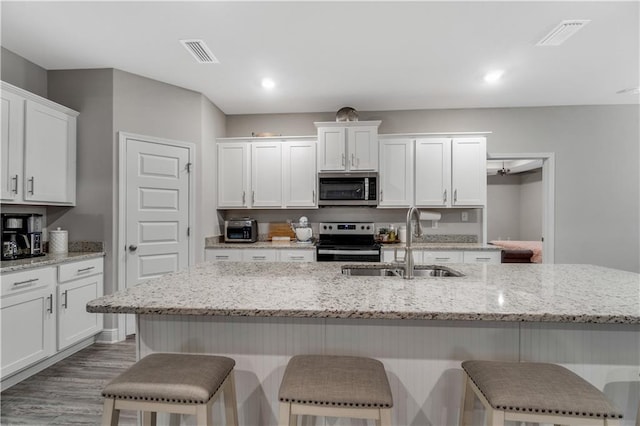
268,223,296,240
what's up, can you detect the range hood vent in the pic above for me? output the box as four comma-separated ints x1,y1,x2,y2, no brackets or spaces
180,39,219,64
536,20,590,46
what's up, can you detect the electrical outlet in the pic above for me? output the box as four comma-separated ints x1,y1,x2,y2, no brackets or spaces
461,212,469,222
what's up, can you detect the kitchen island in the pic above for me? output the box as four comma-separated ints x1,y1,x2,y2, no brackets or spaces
88,262,640,425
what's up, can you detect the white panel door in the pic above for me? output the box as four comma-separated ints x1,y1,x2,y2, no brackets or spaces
251,143,282,207
318,127,346,171
451,137,487,206
217,143,249,208
126,137,191,334
283,141,317,207
379,138,413,207
23,100,75,204
1,90,24,201
415,138,451,207
348,126,377,171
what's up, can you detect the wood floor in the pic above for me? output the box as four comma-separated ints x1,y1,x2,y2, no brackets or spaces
1,337,137,425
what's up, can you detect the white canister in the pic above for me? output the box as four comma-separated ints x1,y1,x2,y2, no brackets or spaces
398,226,407,243
49,227,68,254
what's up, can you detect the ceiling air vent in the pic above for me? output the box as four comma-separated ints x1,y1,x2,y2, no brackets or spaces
180,39,219,64
536,20,590,46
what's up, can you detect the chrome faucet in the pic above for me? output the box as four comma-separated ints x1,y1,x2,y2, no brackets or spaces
404,206,423,279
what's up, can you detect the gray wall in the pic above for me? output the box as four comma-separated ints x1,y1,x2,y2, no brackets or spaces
487,169,542,242
228,105,640,272
1,47,47,97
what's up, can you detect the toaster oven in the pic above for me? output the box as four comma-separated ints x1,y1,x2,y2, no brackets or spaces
224,218,258,243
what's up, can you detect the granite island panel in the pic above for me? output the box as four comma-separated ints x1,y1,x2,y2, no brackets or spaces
88,262,639,324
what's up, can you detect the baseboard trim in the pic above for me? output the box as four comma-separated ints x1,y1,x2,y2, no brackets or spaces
95,328,120,343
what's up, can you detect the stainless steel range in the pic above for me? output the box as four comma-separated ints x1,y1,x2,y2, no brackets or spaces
316,222,381,262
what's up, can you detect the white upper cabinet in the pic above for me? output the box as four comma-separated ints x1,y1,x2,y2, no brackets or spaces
415,138,451,207
415,137,486,207
217,137,317,209
283,140,317,208
251,142,282,207
316,121,380,172
451,137,487,206
379,138,413,208
217,142,250,208
1,82,78,205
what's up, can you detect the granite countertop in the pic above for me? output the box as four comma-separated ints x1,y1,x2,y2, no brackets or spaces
87,261,640,324
206,240,316,250
381,242,500,251
1,252,105,273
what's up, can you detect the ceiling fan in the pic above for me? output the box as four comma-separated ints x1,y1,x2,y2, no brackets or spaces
497,161,511,176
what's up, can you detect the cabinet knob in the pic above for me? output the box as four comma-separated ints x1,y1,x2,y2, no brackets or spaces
128,244,138,252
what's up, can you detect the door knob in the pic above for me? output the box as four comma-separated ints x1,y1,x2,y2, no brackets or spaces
128,244,138,252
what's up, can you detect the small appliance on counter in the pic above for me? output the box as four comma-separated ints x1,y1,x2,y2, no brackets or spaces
49,227,68,254
291,216,313,243
224,218,258,243
1,213,44,260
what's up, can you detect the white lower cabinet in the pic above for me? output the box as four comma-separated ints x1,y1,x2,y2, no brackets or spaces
57,258,104,351
206,248,315,262
463,250,501,264
0,257,103,383
382,248,499,264
1,267,56,378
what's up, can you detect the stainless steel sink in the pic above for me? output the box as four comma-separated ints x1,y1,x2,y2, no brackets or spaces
341,264,463,278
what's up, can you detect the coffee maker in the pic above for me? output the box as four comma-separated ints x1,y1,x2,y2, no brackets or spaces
1,214,44,260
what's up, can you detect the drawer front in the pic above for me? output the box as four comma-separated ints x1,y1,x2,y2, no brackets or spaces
279,250,315,262
382,248,419,263
1,267,55,297
243,249,277,262
421,251,463,264
205,249,242,262
463,251,501,264
58,258,103,283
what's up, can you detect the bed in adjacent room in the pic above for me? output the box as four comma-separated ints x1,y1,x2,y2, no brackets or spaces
489,240,543,263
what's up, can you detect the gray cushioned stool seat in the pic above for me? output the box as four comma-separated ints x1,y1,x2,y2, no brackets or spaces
279,354,393,408
462,360,623,420
103,353,235,404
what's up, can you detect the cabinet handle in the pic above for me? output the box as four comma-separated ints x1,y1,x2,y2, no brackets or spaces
252,190,255,204
13,278,39,287
341,153,345,167
351,153,355,167
12,174,18,194
62,290,68,308
253,256,266,260
435,257,451,261
290,256,304,260
47,294,53,314
380,190,383,202
476,257,492,261
28,177,35,195
242,191,246,205
312,190,316,203
215,255,229,260
454,189,457,203
443,189,447,203
77,266,95,274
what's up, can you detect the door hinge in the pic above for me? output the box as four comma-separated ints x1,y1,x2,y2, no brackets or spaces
187,227,190,237
186,162,192,173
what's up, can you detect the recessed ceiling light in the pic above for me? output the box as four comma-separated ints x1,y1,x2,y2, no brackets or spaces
261,78,275,90
484,70,504,84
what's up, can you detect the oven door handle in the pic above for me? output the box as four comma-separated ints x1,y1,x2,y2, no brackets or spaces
317,249,380,256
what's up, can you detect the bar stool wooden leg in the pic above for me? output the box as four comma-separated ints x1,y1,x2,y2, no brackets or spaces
101,398,119,426
459,373,475,426
141,411,156,426
378,407,392,426
279,402,292,426
223,372,239,426
486,406,505,426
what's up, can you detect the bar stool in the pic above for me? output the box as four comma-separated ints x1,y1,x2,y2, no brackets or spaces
460,360,623,426
278,354,393,426
101,353,238,426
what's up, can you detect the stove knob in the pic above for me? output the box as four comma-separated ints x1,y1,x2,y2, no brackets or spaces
323,225,327,230
366,225,371,230
329,225,333,230
360,225,365,230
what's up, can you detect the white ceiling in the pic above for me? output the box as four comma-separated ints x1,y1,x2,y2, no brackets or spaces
1,1,638,115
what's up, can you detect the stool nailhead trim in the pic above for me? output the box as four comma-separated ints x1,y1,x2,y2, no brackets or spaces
279,398,392,408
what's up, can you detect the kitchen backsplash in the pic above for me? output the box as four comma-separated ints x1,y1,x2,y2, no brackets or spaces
43,241,104,253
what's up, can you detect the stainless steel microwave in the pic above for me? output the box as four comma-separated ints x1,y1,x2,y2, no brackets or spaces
318,172,378,206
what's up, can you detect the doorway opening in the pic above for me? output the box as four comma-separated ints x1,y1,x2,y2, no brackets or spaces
485,153,555,263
